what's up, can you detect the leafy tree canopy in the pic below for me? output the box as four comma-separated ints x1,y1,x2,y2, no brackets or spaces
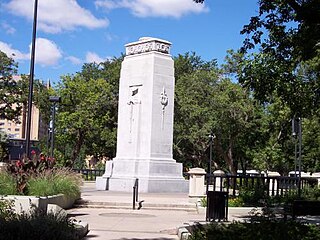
0,51,22,121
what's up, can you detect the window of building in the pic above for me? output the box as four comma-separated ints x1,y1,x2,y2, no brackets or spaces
0,123,4,126
15,128,20,132
7,128,11,131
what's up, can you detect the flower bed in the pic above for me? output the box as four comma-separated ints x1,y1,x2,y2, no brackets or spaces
0,153,82,213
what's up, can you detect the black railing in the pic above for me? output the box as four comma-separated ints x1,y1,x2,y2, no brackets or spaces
73,168,104,181
133,178,139,210
207,174,319,197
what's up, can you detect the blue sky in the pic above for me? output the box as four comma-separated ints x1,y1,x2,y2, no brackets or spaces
0,0,258,85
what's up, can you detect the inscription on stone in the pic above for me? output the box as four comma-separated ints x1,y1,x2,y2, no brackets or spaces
126,39,171,56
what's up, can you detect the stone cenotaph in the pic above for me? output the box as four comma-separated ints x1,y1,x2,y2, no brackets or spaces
96,37,188,192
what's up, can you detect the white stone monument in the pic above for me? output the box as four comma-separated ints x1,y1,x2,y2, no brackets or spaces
96,37,188,193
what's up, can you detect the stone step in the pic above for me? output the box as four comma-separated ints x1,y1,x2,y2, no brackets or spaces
74,199,197,212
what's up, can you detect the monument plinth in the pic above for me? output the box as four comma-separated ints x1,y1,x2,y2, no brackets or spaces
96,37,188,192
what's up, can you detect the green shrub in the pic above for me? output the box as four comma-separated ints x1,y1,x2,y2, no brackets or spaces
189,220,320,240
237,183,269,207
6,153,54,194
27,168,82,198
52,168,82,199
0,203,80,240
27,174,56,197
228,197,244,207
0,199,16,221
0,171,18,195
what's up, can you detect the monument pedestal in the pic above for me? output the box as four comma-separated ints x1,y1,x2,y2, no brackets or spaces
108,158,187,192
96,37,188,193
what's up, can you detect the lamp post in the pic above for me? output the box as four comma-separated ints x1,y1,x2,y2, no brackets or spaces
49,96,61,159
25,0,39,158
292,117,302,197
206,132,215,221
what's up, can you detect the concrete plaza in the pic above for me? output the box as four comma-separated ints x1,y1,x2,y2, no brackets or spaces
67,182,255,240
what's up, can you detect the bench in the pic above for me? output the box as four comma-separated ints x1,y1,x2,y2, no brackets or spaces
292,200,320,218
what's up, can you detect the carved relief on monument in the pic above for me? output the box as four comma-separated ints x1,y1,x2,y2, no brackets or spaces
126,40,170,56
160,87,168,110
127,85,142,142
160,87,168,130
127,85,142,105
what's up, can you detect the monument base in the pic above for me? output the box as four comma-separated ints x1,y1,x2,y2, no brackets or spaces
95,158,188,193
108,176,188,193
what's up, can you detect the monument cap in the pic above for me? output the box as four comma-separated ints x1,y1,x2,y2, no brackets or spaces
125,37,172,56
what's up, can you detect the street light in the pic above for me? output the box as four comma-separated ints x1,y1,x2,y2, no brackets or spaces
25,0,39,158
206,132,215,221
49,96,61,159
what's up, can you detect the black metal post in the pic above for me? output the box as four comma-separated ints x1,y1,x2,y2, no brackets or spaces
133,185,136,210
298,118,302,197
135,179,139,202
206,132,215,221
47,127,51,155
292,117,299,177
49,96,61,159
25,0,38,158
50,103,56,158
294,137,298,176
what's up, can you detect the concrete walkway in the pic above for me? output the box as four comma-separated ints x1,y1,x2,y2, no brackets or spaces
67,182,254,240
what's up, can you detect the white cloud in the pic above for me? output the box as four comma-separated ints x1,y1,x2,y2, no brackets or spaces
95,0,209,18
34,38,62,66
66,56,82,65
1,22,16,34
5,0,109,34
0,41,29,60
0,38,62,66
85,51,107,63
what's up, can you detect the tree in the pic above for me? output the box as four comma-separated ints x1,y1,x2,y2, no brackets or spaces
55,58,121,167
0,130,9,161
195,0,320,117
302,111,320,172
174,53,260,174
239,0,319,117
174,53,219,169
0,51,22,121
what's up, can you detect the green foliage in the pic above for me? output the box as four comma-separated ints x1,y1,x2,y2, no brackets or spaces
6,153,54,194
189,220,320,240
237,0,320,117
228,197,244,207
0,51,22,121
0,199,17,221
0,203,79,240
174,53,219,168
27,168,82,198
0,131,9,162
238,184,269,207
55,58,121,167
302,114,320,172
0,171,18,195
174,52,261,174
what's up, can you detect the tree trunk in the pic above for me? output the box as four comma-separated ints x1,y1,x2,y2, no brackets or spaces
214,137,237,175
69,129,84,167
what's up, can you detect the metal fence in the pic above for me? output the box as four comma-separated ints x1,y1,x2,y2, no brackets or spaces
207,174,318,197
73,169,104,181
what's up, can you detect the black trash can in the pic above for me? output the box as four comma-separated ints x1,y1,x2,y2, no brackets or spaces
206,191,228,221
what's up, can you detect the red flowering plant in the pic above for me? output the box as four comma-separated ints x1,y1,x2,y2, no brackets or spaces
6,151,55,194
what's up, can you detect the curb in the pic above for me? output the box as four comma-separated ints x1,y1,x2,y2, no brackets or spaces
177,227,191,240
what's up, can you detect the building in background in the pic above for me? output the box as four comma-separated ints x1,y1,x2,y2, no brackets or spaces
0,76,48,160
